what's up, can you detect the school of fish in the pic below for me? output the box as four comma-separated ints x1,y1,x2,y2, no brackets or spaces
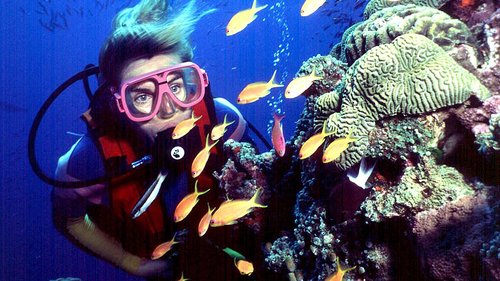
150,0,367,277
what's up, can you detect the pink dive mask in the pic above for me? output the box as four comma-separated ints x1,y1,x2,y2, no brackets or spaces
113,62,209,122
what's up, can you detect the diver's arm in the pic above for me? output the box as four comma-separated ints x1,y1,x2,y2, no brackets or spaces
52,152,170,277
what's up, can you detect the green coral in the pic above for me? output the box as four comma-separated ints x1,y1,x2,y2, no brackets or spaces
315,33,490,171
360,157,474,223
476,113,500,153
366,116,437,162
344,4,476,65
363,0,451,19
295,54,348,96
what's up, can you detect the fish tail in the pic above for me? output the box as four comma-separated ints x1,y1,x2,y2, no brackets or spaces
250,187,268,208
320,120,336,137
311,66,323,81
253,0,268,11
223,114,235,126
208,202,216,213
194,180,211,196
268,70,284,88
194,112,202,121
171,233,179,244
273,111,286,123
346,127,360,141
207,134,220,151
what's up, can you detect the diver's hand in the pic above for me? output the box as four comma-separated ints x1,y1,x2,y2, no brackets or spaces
135,259,173,279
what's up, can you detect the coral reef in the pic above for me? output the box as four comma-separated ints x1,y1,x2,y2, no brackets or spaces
213,1,500,280
292,55,348,97
411,193,495,280
343,4,476,65
317,33,490,171
363,0,452,19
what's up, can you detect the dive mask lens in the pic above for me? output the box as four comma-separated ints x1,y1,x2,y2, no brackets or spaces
114,62,208,122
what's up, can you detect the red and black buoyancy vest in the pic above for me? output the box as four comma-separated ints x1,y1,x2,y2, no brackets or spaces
81,88,224,258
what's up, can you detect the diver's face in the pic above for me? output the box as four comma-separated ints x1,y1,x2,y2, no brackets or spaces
120,54,192,141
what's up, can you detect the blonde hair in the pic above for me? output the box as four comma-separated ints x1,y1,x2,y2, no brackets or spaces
99,0,214,87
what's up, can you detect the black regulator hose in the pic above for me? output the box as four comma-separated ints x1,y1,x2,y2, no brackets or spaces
28,66,152,188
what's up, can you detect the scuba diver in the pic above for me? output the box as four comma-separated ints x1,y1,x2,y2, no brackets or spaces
37,0,269,280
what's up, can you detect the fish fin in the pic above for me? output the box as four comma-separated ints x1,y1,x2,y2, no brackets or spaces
194,180,210,196
250,187,267,208
273,111,286,123
347,157,377,189
208,202,216,213
268,70,283,88
223,114,235,126
207,134,220,151
320,119,336,137
346,127,360,142
311,65,323,81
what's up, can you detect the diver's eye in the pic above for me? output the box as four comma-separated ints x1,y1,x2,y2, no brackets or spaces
170,84,180,95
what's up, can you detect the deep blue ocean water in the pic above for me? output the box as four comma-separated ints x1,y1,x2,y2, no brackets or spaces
0,1,363,280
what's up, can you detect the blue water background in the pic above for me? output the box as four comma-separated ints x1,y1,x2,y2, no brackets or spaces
0,1,363,280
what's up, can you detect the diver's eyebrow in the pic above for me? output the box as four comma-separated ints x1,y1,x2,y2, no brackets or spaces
166,73,183,84
130,85,154,93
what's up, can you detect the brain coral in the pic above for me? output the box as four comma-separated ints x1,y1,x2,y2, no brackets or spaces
363,0,451,19
344,4,476,65
315,33,490,171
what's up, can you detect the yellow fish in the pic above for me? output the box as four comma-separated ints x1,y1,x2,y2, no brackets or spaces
237,70,284,104
301,0,327,16
151,233,178,260
177,272,189,281
226,0,268,36
198,203,216,237
172,112,202,139
299,120,335,159
322,127,359,163
210,188,267,227
284,66,322,99
325,257,356,281
211,114,235,141
174,180,210,222
191,135,219,178
235,259,254,276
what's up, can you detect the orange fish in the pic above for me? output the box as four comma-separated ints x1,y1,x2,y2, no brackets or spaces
284,66,322,99
325,257,356,281
301,0,326,16
271,111,286,157
237,70,284,104
191,135,219,178
322,127,359,163
198,203,216,237
459,0,474,7
235,259,254,275
211,114,235,141
299,120,335,159
174,180,210,222
211,187,267,227
226,0,268,36
151,233,178,260
172,112,202,139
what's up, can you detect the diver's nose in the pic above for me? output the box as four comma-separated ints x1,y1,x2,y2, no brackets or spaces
157,93,177,119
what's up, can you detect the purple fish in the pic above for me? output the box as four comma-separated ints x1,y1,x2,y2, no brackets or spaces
271,111,286,157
